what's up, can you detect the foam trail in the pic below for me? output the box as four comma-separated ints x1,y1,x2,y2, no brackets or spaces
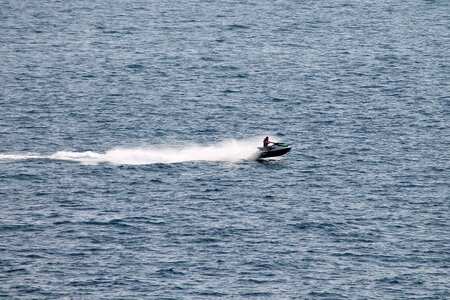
0,153,46,162
0,138,263,165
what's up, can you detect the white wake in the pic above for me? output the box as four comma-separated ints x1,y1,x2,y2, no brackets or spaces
0,138,263,165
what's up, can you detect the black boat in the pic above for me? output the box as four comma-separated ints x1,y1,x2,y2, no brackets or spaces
257,142,291,159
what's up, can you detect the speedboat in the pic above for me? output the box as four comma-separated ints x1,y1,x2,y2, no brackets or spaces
257,142,291,159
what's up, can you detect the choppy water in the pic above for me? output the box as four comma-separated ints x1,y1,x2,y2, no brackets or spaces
1,0,449,299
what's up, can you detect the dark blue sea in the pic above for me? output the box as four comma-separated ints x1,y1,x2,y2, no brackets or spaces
1,0,449,299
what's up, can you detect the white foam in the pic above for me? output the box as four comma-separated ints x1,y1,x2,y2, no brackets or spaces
0,137,264,165
0,153,45,162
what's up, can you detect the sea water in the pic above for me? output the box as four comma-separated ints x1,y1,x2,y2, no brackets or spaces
1,0,449,298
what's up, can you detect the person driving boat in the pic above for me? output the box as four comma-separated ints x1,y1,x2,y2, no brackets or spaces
263,136,272,147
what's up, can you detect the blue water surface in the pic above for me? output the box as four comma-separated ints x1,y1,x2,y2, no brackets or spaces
1,0,449,299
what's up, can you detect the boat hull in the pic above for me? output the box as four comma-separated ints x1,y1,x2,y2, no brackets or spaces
257,146,291,159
